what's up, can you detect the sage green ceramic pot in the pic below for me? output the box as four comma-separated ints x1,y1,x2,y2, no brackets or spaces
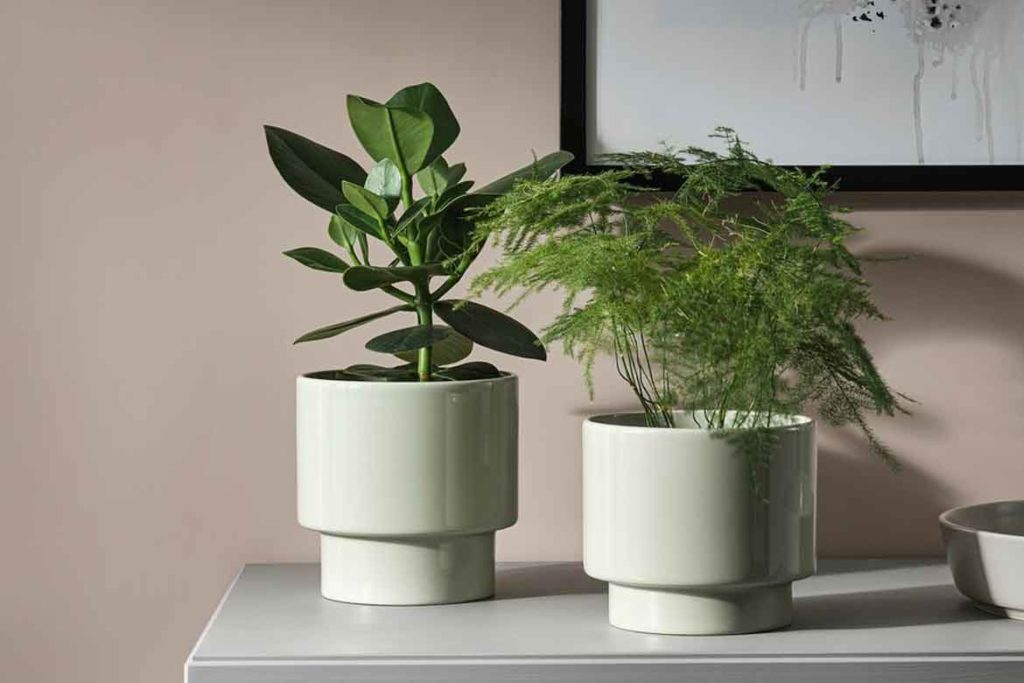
583,411,816,635
297,372,517,605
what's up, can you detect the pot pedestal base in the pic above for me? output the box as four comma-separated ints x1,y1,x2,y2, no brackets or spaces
319,532,494,605
608,582,792,635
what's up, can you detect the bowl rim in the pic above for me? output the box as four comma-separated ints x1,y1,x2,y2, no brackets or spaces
939,499,1024,540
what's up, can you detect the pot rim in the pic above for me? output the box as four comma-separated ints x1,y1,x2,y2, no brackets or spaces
584,410,813,434
298,370,517,388
939,500,1024,541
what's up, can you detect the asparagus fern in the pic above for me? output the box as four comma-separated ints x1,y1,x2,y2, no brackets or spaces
472,129,909,465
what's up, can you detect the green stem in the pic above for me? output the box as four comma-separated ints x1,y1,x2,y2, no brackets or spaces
401,184,414,212
397,165,433,381
407,241,423,265
414,286,433,382
399,168,414,212
381,284,415,304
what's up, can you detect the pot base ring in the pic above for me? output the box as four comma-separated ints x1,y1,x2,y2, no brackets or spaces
608,582,792,635
319,532,494,605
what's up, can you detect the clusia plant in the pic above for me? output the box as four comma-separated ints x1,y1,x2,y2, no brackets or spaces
264,82,572,607
266,82,572,380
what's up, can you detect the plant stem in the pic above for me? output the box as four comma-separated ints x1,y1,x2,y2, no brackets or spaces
400,170,414,212
399,165,433,381
414,287,433,382
381,284,416,304
407,242,423,265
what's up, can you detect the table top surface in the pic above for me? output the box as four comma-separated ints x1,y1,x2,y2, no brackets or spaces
189,559,1024,665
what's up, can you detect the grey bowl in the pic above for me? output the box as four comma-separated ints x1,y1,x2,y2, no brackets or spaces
940,500,1024,620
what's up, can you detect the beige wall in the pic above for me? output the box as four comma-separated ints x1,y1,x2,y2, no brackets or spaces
2,1,1023,681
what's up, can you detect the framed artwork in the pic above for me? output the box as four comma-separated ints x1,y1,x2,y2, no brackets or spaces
561,0,1024,190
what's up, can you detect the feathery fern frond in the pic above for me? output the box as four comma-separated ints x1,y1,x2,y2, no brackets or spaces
473,130,908,464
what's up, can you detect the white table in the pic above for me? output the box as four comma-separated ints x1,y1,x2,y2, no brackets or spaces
186,559,1024,682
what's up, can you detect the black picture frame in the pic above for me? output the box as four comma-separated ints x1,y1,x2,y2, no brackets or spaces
559,0,1024,192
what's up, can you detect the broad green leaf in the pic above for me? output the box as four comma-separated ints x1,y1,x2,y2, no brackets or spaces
328,213,369,262
342,363,419,382
302,369,356,381
435,361,503,381
343,264,444,291
335,203,382,239
434,210,475,260
386,83,460,168
362,162,402,226
397,196,431,225
328,360,500,382
475,151,574,195
366,325,450,354
328,213,356,248
283,247,348,273
423,192,496,253
394,328,473,365
364,158,403,199
294,305,411,344
306,366,416,382
416,156,450,197
434,300,546,360
433,193,493,230
446,162,467,187
346,95,434,175
441,191,496,216
394,196,431,238
435,180,475,212
264,126,366,212
342,181,389,221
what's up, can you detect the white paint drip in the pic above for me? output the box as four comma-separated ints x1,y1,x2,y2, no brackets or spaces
1012,59,1023,161
950,51,959,101
970,49,984,142
797,0,1024,163
913,42,926,163
797,0,861,89
834,18,845,82
798,18,812,90
982,52,995,162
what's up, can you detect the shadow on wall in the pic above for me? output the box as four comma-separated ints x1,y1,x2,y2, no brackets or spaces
860,247,1024,354
819,247,1024,556
817,442,958,557
555,246,1024,558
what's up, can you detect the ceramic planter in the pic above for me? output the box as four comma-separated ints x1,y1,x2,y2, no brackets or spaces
583,412,816,635
297,372,517,605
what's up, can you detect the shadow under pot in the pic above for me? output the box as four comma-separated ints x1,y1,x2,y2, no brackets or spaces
296,372,518,605
583,411,816,635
